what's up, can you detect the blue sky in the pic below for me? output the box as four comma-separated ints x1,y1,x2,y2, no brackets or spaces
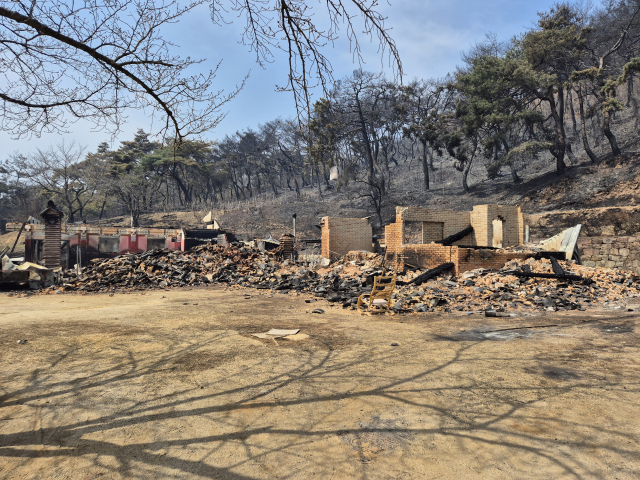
2,0,571,155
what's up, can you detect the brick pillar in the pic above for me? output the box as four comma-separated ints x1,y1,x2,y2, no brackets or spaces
40,200,64,268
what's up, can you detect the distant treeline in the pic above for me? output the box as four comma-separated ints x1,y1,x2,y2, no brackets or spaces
2,1,640,226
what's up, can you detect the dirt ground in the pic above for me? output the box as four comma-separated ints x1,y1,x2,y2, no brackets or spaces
1,286,639,479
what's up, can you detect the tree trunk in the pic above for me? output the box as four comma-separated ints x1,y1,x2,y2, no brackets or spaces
499,139,521,183
316,166,323,197
421,140,430,191
567,88,578,135
509,163,522,183
376,203,383,229
462,154,475,192
244,169,253,198
547,94,567,174
355,93,376,187
98,199,107,220
566,142,577,164
603,107,622,156
66,199,75,223
577,86,599,163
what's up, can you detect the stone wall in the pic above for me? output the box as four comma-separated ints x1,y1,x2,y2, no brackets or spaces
578,236,640,273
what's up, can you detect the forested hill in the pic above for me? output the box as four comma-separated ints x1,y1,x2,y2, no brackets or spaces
2,2,640,239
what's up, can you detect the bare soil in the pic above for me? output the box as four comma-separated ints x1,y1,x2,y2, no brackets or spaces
1,287,639,479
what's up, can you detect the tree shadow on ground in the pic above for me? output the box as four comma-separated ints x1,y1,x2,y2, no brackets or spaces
0,320,639,479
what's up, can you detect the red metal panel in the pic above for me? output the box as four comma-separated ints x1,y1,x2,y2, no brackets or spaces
88,234,99,252
119,236,130,253
69,234,79,247
138,236,147,251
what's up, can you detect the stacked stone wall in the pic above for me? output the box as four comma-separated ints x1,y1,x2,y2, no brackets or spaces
579,236,640,273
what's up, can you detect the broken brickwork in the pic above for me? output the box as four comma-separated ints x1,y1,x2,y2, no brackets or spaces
385,205,525,274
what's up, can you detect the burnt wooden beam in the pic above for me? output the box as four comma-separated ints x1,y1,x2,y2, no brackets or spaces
503,270,591,283
409,262,455,286
550,256,565,276
437,226,474,246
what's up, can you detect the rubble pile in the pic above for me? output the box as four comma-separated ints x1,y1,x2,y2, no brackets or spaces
55,246,388,301
50,245,640,313
58,244,286,292
390,257,640,313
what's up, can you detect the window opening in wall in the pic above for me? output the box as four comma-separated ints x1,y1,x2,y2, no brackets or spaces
98,236,120,253
147,238,166,250
403,221,423,244
492,217,504,248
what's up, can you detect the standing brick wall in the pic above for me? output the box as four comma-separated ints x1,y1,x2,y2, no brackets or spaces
384,205,526,273
395,207,474,245
422,222,444,243
399,244,456,271
321,223,331,259
470,205,523,248
578,236,640,273
456,248,529,273
321,217,373,260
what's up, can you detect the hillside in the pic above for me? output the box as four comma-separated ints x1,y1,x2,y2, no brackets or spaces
93,151,639,244
45,110,640,243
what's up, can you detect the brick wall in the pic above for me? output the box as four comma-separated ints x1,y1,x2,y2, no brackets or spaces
393,244,529,274
422,222,444,243
399,244,455,271
470,205,523,248
456,247,529,273
384,205,527,273
395,206,474,245
579,236,640,273
321,217,373,260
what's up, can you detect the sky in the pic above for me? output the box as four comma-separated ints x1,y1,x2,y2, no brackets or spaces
1,0,569,156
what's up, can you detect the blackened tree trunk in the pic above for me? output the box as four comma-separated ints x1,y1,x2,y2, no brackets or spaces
577,86,599,163
98,199,107,220
500,139,521,183
462,157,473,192
355,92,376,188
603,108,622,156
547,93,567,174
421,140,430,191
567,88,578,135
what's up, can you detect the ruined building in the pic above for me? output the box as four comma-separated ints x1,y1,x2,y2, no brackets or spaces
384,205,527,273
